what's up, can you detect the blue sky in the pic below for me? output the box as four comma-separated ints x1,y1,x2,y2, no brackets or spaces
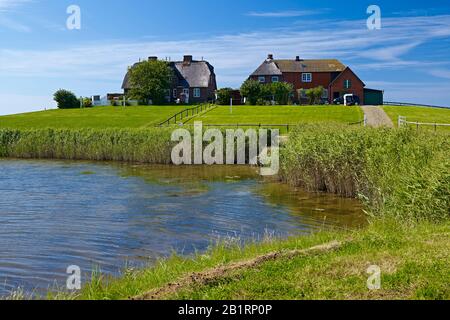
0,0,450,114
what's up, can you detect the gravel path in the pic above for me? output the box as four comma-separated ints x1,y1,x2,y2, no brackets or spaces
361,106,394,128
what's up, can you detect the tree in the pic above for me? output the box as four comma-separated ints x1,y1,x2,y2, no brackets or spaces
269,82,293,105
216,88,233,105
128,60,173,104
240,79,262,105
54,89,79,109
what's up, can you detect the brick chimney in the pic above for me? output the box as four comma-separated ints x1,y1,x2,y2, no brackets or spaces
183,55,193,65
295,56,300,61
267,54,274,60
148,56,158,61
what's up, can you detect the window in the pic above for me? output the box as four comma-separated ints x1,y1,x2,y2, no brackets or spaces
344,79,352,89
302,73,312,83
193,88,201,98
322,89,329,99
183,88,189,95
258,76,266,83
173,89,177,98
271,76,279,83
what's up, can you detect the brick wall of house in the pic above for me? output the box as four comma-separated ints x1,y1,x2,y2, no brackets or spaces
329,68,365,104
250,72,343,102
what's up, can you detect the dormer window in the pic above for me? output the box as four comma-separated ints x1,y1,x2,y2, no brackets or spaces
302,73,312,83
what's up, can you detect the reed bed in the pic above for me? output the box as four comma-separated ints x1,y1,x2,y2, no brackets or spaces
0,128,175,164
281,124,449,222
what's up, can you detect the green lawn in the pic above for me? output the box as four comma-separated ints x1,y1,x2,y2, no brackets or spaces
187,106,364,125
0,106,186,129
383,106,450,129
62,220,449,300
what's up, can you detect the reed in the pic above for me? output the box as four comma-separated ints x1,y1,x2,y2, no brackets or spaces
281,124,449,222
0,128,175,164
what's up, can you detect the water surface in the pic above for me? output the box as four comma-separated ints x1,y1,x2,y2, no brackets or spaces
0,160,364,297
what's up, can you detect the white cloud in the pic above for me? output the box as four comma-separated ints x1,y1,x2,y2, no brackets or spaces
246,10,323,18
0,0,32,12
428,69,450,79
1,14,449,85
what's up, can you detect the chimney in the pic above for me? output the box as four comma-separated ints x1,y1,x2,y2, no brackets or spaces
148,56,158,61
295,56,300,61
183,55,193,65
267,54,274,60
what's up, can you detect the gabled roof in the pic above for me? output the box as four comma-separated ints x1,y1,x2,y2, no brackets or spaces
329,66,366,87
122,59,215,90
250,57,346,76
275,59,345,73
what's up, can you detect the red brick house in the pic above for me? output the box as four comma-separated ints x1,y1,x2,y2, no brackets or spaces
249,54,370,104
122,55,217,104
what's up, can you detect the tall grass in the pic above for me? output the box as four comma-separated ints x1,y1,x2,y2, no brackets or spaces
0,128,175,163
281,125,449,222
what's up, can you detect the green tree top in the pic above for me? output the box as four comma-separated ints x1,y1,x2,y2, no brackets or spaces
128,60,173,104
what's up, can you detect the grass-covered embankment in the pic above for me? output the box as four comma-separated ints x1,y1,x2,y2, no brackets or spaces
0,128,174,163
56,125,449,300
0,106,186,129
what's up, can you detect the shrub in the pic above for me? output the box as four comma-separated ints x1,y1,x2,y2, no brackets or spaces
54,89,79,109
82,97,93,108
216,88,233,105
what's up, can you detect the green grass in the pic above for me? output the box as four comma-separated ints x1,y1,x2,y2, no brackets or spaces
57,220,449,300
383,106,450,130
186,106,364,125
0,106,186,129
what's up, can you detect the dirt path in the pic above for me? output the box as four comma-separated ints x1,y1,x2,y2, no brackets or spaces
133,240,343,300
361,106,394,128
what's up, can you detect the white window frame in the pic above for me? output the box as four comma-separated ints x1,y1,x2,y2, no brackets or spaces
271,76,279,83
258,76,266,83
302,73,312,83
173,89,177,98
193,88,201,98
182,88,190,95
322,89,329,99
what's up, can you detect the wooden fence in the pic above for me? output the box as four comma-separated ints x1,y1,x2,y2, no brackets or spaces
398,116,450,131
